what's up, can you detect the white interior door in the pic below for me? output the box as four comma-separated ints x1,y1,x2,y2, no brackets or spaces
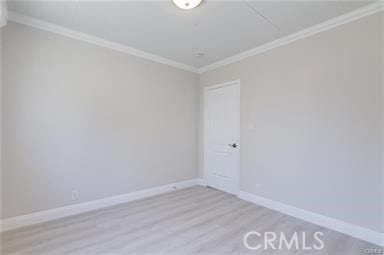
204,81,240,195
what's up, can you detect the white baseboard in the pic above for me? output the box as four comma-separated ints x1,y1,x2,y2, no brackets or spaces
238,191,384,247
2,181,382,246
0,179,198,232
197,178,207,187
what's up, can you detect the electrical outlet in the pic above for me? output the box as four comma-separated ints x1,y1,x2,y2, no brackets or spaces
71,190,79,200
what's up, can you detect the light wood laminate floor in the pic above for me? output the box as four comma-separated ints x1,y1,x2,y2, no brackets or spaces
1,186,381,255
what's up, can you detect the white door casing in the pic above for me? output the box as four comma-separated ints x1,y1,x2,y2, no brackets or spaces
204,80,240,195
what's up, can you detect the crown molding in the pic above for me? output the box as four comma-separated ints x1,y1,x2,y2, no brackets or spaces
6,1,383,75
7,11,199,74
198,1,384,74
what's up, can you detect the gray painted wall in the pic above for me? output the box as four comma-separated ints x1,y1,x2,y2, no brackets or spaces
199,13,383,232
381,12,384,233
1,22,198,218
1,12,383,234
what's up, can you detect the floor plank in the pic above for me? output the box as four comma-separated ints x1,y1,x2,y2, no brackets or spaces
1,186,381,255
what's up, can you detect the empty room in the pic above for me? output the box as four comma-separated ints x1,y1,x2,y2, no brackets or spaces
0,0,383,254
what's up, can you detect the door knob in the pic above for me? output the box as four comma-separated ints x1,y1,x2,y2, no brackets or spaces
228,143,237,148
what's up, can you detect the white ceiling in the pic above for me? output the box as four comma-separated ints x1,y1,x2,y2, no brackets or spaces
8,0,374,69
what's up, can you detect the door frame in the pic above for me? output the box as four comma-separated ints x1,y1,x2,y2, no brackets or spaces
203,80,240,195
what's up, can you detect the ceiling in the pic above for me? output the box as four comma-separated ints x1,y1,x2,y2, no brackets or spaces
8,0,374,69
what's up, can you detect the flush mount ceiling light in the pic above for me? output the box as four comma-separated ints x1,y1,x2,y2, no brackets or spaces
172,0,202,10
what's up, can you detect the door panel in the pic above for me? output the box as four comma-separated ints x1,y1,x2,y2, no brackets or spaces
204,82,240,195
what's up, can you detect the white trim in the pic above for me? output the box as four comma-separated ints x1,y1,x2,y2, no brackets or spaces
204,79,241,91
7,11,198,74
0,179,198,232
198,2,384,73
197,178,207,187
203,80,241,195
238,190,384,247
0,0,8,28
7,2,383,74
